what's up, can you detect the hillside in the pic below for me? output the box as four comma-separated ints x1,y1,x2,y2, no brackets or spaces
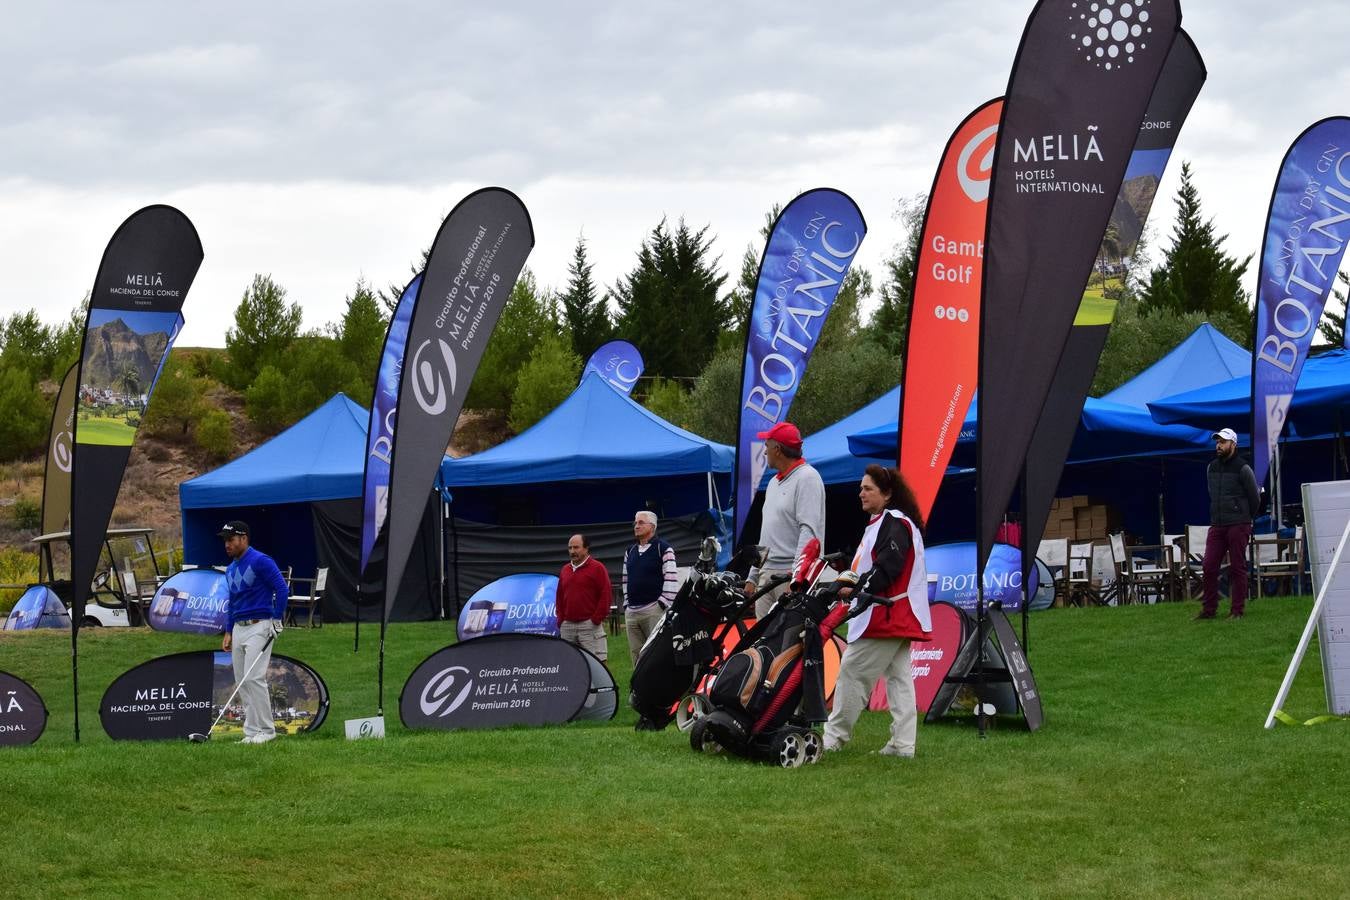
0,363,513,569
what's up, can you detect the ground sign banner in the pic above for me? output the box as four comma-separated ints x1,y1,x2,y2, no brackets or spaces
456,574,559,640
0,672,47,747
99,651,329,741
401,635,598,730
146,569,230,634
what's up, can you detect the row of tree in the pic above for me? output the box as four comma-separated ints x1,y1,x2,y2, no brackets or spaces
0,162,1319,467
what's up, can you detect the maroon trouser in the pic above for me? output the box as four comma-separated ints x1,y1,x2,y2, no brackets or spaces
1202,522,1252,615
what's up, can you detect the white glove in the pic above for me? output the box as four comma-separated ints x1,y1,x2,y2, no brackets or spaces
271,619,284,636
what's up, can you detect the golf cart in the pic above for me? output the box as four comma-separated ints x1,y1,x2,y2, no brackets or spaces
31,527,167,627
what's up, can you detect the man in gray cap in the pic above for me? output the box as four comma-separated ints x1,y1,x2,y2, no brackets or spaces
1197,428,1261,620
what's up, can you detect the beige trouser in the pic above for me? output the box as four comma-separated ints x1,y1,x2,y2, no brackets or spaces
823,638,916,754
625,604,665,663
231,619,277,741
559,620,607,661
753,569,793,620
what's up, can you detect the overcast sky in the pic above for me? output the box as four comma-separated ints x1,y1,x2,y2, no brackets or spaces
4,1,1348,348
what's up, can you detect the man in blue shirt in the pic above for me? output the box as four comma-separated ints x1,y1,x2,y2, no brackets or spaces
219,521,290,744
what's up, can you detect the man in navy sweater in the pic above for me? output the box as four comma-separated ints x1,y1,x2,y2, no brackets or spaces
219,521,290,744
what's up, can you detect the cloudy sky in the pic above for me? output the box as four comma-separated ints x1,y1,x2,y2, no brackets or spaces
4,1,1347,347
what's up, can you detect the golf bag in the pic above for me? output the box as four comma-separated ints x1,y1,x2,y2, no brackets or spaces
689,539,881,767
628,540,766,730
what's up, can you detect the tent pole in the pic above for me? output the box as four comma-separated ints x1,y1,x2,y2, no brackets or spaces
706,472,713,511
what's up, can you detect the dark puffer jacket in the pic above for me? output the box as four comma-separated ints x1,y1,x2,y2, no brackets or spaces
1208,453,1261,525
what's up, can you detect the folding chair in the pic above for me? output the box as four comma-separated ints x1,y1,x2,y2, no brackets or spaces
286,568,326,627
1037,538,1069,606
1251,529,1304,598
1124,541,1175,604
1066,542,1099,607
1180,525,1210,599
1104,533,1134,605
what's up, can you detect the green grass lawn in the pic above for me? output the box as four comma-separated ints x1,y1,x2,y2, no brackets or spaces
3,599,1349,898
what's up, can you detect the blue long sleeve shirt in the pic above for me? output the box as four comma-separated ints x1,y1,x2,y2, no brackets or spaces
226,546,289,628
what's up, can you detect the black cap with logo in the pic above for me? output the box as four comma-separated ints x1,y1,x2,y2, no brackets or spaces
217,520,250,539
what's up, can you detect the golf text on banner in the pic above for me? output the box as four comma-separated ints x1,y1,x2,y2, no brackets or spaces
379,188,534,711
581,339,644,394
733,188,865,541
69,205,202,741
1022,29,1205,570
1252,117,1350,486
362,273,420,579
41,364,78,535
977,0,1180,566
899,98,1001,521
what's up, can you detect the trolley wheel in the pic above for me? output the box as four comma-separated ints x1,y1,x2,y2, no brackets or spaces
675,693,710,733
800,731,823,765
773,732,805,768
689,716,722,754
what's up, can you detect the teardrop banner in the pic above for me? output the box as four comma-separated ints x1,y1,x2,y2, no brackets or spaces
580,339,645,395
456,573,559,641
732,187,866,542
69,205,203,741
976,0,1180,566
145,569,230,635
400,634,596,731
377,188,534,714
40,364,78,536
99,651,329,741
1252,116,1350,487
0,671,48,747
898,98,1002,522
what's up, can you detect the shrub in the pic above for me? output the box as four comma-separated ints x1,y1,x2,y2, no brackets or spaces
509,333,581,433
195,409,235,461
10,497,40,531
642,378,690,428
0,547,39,612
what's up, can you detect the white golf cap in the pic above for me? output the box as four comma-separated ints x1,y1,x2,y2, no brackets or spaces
1212,427,1238,442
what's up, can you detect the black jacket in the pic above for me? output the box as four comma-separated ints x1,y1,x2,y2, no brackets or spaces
1208,453,1260,526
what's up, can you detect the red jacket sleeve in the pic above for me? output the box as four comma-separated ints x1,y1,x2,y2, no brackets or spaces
591,561,613,625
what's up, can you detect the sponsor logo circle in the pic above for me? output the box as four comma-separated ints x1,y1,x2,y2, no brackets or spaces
53,431,73,473
935,305,946,320
1070,0,1153,71
358,720,374,737
420,665,473,718
410,338,458,416
956,123,999,203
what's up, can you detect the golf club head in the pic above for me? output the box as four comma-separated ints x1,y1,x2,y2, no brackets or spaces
187,732,210,743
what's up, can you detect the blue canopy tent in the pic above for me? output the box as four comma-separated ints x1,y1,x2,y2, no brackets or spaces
1147,347,1350,521
841,325,1259,541
438,374,734,602
179,393,447,621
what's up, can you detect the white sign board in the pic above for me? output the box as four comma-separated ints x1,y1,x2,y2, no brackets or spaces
1300,481,1350,715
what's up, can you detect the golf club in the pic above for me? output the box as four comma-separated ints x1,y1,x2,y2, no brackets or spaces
187,632,276,743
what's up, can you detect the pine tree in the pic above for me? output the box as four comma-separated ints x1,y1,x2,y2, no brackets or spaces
611,219,728,378
867,195,926,356
225,274,303,389
1140,162,1252,320
558,236,611,359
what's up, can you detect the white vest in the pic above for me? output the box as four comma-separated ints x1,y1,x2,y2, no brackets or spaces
846,509,931,642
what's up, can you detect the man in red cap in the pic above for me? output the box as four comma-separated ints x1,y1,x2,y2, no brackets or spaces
742,421,825,618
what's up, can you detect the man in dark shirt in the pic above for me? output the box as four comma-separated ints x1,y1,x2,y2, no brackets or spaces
1197,428,1261,620
219,521,290,743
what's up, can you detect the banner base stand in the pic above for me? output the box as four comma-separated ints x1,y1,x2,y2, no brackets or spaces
345,716,386,740
924,608,1043,731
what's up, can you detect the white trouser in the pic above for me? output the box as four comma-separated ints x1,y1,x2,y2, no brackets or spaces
231,620,276,740
559,620,607,661
624,604,665,663
823,638,916,753
753,569,792,620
